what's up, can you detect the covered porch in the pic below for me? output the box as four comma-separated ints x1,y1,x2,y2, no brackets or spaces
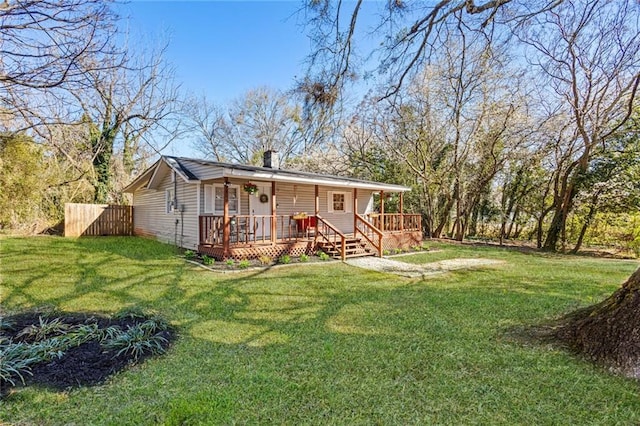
197,179,422,260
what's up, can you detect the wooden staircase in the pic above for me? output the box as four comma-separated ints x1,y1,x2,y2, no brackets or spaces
317,236,374,259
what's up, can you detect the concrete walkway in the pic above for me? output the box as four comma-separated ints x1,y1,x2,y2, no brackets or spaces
345,255,505,278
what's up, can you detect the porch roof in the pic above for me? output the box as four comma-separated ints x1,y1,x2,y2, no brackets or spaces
124,156,411,193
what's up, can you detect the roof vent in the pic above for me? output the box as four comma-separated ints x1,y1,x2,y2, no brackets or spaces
263,150,280,169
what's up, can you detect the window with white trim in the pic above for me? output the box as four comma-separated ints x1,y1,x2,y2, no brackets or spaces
166,188,175,214
204,184,239,214
327,191,352,213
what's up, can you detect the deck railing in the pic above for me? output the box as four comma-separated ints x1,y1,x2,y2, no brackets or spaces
354,214,383,257
199,214,300,246
366,213,421,233
199,213,421,250
315,215,346,260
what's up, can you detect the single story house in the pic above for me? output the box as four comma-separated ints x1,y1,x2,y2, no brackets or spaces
124,151,422,260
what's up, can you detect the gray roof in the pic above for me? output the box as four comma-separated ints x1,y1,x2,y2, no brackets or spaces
125,155,411,193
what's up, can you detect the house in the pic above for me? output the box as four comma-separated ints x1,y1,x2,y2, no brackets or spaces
123,151,422,260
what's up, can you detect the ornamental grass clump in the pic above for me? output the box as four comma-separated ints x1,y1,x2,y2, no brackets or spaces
0,306,174,392
0,340,37,386
101,324,168,360
17,317,71,342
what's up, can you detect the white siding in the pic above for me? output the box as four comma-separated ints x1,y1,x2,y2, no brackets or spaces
276,184,375,234
133,174,379,248
132,171,199,250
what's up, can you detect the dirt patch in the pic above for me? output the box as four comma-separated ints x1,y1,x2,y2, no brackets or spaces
346,256,505,278
0,310,174,395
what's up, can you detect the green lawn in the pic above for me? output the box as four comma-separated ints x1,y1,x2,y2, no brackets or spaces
1,236,639,425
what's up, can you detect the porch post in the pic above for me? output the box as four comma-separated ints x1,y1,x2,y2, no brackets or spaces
380,190,385,232
196,183,201,244
399,192,404,231
314,185,319,239
271,181,276,244
353,188,358,234
223,177,230,258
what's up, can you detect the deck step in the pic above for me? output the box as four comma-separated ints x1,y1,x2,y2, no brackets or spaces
317,237,376,259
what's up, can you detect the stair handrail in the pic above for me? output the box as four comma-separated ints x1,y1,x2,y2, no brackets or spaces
315,215,347,261
355,214,383,257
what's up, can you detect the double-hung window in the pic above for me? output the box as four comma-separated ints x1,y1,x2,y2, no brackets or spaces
204,184,239,214
327,191,352,213
166,188,175,214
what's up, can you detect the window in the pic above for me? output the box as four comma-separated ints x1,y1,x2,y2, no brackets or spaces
333,193,345,212
327,191,352,213
204,184,239,214
166,188,175,214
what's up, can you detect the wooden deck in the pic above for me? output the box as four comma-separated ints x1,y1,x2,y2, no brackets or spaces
198,213,422,261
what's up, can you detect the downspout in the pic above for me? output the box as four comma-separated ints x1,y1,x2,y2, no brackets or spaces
173,172,178,247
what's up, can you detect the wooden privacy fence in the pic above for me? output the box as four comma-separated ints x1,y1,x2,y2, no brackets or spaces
64,203,133,237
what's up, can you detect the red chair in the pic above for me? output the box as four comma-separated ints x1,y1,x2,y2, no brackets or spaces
296,216,316,236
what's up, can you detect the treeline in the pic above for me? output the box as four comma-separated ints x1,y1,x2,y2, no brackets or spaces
299,0,640,254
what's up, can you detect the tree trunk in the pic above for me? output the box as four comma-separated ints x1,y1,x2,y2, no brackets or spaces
92,131,115,204
571,192,601,254
506,207,519,239
556,268,640,378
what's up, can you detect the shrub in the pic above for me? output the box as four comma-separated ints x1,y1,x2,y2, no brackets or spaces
383,249,390,256
184,250,195,259
318,251,330,261
299,253,309,262
202,255,214,266
278,255,291,264
225,259,235,267
238,259,250,269
412,245,422,251
394,248,403,254
258,255,272,265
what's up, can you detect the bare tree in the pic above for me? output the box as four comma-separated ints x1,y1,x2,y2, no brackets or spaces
186,87,321,166
183,94,227,161
72,47,181,203
354,13,529,240
301,0,560,105
0,0,120,120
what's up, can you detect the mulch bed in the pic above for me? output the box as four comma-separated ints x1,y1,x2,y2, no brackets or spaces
1,310,175,395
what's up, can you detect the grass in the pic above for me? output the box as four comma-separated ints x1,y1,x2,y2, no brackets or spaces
1,236,640,424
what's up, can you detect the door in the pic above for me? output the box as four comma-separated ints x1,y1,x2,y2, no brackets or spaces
249,182,272,238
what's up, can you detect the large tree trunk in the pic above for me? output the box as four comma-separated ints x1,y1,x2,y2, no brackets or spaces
556,268,640,378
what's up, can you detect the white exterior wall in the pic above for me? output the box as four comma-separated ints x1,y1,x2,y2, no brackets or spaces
132,172,199,250
318,186,374,234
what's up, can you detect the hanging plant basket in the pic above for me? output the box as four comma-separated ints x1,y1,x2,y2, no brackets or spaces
243,182,259,195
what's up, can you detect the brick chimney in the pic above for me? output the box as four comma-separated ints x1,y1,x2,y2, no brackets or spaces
263,150,280,169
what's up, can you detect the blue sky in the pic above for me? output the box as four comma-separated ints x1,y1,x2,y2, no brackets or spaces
119,1,314,103
116,1,384,157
